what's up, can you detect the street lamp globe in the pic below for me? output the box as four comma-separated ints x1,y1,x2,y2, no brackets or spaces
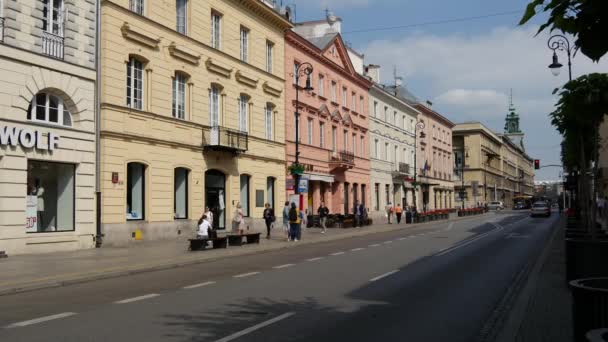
548,52,563,77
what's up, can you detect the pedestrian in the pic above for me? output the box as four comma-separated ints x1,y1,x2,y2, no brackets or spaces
197,214,212,239
395,203,403,224
283,201,291,241
318,202,329,233
353,200,364,227
232,202,245,235
288,202,300,242
385,202,393,224
204,206,213,228
263,203,275,239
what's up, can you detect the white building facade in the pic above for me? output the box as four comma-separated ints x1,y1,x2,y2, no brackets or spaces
0,0,97,255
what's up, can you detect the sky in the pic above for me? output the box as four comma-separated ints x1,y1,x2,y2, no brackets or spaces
288,0,608,181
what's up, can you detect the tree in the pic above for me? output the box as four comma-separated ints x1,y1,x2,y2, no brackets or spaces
519,0,608,62
550,73,608,231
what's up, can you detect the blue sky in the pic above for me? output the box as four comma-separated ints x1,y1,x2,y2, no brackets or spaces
289,0,608,181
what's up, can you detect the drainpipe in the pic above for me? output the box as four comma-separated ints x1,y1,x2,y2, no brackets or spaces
95,0,103,247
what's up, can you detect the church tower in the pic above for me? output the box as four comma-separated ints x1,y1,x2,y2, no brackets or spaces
504,89,525,150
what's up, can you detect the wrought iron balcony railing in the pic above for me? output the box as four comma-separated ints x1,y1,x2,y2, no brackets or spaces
42,31,64,59
203,125,248,153
330,150,355,165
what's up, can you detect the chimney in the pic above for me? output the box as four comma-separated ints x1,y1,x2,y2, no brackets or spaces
425,100,433,108
364,64,381,84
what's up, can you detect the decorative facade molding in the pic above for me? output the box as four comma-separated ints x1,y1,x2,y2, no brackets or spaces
168,43,201,65
262,81,283,97
121,22,161,49
205,58,233,78
235,70,259,88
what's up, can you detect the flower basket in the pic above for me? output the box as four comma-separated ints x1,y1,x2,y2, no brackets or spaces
288,163,305,176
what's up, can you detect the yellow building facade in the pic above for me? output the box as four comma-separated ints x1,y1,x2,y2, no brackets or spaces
100,0,291,245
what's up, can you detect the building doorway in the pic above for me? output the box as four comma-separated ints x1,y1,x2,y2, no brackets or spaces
205,170,226,230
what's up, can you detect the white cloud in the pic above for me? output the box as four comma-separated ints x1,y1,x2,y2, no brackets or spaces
360,26,608,179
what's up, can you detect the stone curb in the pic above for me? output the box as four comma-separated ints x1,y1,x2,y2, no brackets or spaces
0,213,491,297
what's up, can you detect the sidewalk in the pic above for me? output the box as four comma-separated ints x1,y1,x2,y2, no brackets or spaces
498,217,572,342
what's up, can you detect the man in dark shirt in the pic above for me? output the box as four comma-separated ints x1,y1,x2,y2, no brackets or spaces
317,202,329,233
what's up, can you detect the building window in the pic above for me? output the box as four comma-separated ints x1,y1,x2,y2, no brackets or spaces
394,111,398,126
332,127,337,152
209,85,221,127
42,0,64,36
402,115,406,130
342,87,347,106
293,62,299,85
319,122,325,148
385,184,390,206
265,104,273,140
130,0,144,15
127,162,145,220
174,168,188,219
385,142,389,161
331,81,337,102
267,177,275,210
360,136,365,157
211,12,221,49
352,93,356,110
26,161,75,233
240,174,250,217
394,145,399,164
126,57,144,110
374,183,380,210
172,73,187,119
360,96,364,113
318,74,324,96
27,93,72,127
307,118,313,145
240,26,249,62
374,139,379,158
266,41,274,73
343,130,348,151
384,106,388,121
176,0,187,34
373,101,378,117
352,134,357,156
238,94,249,133
361,184,366,207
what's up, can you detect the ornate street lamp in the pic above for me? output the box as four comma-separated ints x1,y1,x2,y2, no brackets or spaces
412,120,426,211
547,34,573,81
293,62,314,195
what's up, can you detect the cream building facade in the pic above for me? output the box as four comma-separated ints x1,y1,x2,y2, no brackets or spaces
100,0,291,245
0,0,97,255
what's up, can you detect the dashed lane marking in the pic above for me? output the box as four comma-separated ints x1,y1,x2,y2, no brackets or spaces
351,248,365,252
233,272,261,279
5,312,77,328
183,281,216,290
369,244,381,247
330,252,345,256
114,294,160,304
370,270,400,282
273,264,295,269
307,257,324,262
383,240,394,244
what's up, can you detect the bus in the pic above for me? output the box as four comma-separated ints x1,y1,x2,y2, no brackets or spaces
513,195,533,209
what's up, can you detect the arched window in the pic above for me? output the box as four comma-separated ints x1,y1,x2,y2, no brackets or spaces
127,162,146,220
174,168,189,219
126,57,144,110
27,92,72,127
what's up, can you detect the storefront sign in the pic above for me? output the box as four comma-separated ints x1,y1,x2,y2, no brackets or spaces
0,126,59,151
25,195,38,233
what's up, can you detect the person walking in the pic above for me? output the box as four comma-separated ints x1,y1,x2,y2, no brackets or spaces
353,200,364,227
263,203,275,239
283,201,291,241
395,203,403,224
317,202,329,233
288,202,301,242
385,202,394,224
232,203,245,235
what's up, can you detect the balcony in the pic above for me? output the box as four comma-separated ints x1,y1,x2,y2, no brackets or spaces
42,31,64,59
203,125,248,154
392,162,411,180
329,150,355,172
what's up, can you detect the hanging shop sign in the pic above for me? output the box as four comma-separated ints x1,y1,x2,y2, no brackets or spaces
25,195,38,233
0,126,60,151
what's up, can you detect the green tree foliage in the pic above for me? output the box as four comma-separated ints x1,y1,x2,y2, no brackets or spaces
519,0,608,62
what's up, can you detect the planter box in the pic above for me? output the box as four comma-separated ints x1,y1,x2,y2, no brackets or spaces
566,239,608,282
570,278,608,342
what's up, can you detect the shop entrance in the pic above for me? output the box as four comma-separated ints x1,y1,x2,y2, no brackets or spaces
205,170,226,230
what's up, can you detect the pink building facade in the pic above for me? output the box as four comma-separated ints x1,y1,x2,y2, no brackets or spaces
285,30,372,215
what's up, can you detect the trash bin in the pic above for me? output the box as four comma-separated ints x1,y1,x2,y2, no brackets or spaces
405,211,412,224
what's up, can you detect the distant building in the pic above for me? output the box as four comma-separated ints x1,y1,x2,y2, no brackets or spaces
504,92,525,151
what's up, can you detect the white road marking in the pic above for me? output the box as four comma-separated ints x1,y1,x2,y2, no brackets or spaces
369,243,381,247
183,281,216,289
307,257,324,262
5,312,77,328
370,270,400,282
273,264,295,269
436,223,504,257
233,272,260,278
115,294,160,304
351,248,365,252
397,237,407,241
446,223,454,231
330,252,345,256
384,240,393,244
212,312,296,342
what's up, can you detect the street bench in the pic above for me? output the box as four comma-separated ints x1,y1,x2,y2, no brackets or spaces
188,236,227,251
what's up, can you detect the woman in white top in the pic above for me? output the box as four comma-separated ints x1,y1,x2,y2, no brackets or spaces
233,203,245,235
204,206,213,227
197,215,211,239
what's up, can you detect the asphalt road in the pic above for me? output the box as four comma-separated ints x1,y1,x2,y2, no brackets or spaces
0,211,558,342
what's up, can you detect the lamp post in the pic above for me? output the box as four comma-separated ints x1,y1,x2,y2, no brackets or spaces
293,62,314,195
413,121,426,211
547,34,573,81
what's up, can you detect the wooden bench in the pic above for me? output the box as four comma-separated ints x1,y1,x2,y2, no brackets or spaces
227,235,244,246
244,232,261,244
227,233,260,246
188,236,227,251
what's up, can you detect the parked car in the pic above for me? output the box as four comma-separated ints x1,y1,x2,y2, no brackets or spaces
531,201,551,217
487,201,504,210
514,202,526,210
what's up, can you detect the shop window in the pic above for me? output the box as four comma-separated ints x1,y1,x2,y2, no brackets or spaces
240,174,250,217
126,162,145,220
174,168,188,219
26,161,74,233
27,92,72,127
